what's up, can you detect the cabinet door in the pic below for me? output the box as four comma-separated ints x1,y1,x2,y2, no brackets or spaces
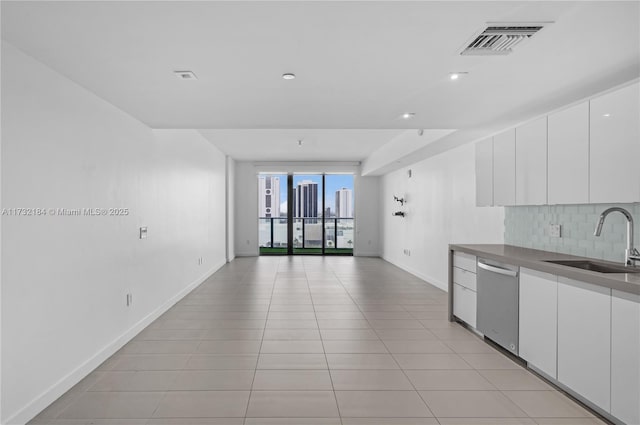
590,82,640,203
453,283,476,328
516,117,547,205
548,102,589,204
493,129,516,206
558,277,611,412
519,268,557,378
611,290,640,425
475,138,493,206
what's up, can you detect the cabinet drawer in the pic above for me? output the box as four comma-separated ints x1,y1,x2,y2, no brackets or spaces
453,252,476,273
453,283,477,328
453,267,477,291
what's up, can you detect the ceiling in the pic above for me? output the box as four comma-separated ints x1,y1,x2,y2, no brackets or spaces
2,1,639,166
198,129,405,161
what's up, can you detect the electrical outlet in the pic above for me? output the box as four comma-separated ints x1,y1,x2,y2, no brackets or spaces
549,224,562,238
139,226,148,239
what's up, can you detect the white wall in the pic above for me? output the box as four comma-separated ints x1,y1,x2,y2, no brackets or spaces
1,42,228,424
226,156,236,262
381,142,504,290
234,162,379,257
354,175,380,256
234,161,260,256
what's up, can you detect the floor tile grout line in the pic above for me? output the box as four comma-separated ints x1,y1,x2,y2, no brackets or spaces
242,259,278,425
306,258,344,425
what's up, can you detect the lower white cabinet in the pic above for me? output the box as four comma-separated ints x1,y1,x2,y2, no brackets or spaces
453,283,476,328
519,268,557,379
558,277,611,412
611,290,640,425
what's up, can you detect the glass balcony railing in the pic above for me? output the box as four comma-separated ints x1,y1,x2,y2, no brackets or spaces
258,217,289,254
259,217,354,255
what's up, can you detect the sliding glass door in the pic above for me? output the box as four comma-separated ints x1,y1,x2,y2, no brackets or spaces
324,174,354,254
292,175,323,254
258,172,353,256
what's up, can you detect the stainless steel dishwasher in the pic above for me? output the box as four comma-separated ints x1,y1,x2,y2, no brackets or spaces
476,258,520,355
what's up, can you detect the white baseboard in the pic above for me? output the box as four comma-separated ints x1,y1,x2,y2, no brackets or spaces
354,251,380,257
9,260,226,425
381,256,447,292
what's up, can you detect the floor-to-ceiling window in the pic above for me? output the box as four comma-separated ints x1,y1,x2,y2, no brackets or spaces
258,173,288,254
258,172,354,255
324,174,355,254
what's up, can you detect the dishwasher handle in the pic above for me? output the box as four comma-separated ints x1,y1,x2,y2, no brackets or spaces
477,261,518,277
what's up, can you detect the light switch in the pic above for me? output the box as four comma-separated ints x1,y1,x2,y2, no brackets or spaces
549,224,561,238
139,226,148,239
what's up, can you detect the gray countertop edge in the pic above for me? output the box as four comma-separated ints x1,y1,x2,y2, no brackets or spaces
449,244,640,295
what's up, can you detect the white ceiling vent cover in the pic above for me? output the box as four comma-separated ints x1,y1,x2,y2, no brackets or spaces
461,23,549,56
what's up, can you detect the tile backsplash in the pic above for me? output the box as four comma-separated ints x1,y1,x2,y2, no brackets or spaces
505,203,640,262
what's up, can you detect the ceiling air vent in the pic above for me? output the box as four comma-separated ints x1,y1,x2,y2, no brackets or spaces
461,24,547,56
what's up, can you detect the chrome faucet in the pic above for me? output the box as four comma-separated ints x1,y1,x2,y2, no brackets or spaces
594,207,640,266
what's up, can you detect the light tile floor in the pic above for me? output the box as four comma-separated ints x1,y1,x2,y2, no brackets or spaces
29,256,607,425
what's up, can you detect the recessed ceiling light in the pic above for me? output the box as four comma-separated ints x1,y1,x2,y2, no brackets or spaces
450,72,468,80
401,112,416,120
603,113,611,117
174,70,197,80
282,73,296,80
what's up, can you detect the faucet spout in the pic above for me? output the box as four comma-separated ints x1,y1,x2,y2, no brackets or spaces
594,207,637,266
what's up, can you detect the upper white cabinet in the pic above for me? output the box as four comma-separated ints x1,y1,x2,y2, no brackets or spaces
493,129,516,206
519,268,557,379
475,82,639,206
590,82,640,203
475,137,493,206
515,117,547,205
548,102,590,205
611,290,640,425
558,277,611,412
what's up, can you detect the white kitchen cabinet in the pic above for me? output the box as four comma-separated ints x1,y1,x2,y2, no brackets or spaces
519,268,557,379
611,290,640,425
558,277,611,412
548,102,589,204
453,252,476,273
453,283,476,328
453,267,476,291
475,137,493,206
590,82,640,203
493,129,516,206
453,252,477,328
516,117,547,205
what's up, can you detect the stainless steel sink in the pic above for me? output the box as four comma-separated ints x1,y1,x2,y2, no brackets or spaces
544,259,640,274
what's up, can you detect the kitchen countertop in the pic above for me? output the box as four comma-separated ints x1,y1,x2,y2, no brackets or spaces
450,244,640,295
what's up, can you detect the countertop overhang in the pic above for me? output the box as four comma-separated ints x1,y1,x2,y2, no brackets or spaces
449,244,640,295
